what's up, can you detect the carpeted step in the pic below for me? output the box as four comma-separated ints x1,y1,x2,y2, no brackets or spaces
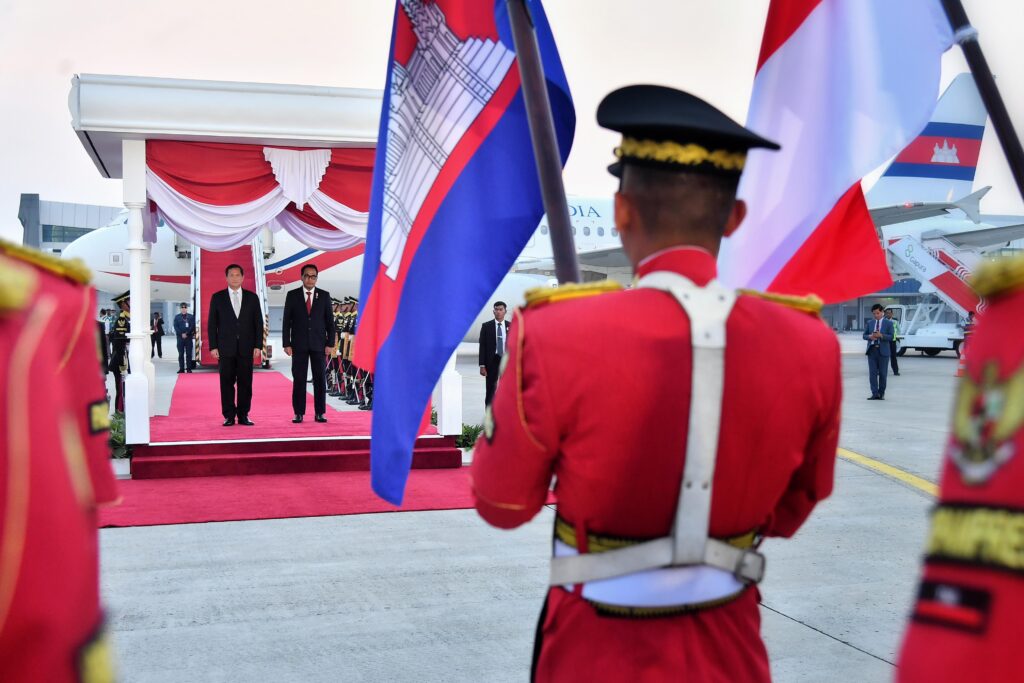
131,444,461,479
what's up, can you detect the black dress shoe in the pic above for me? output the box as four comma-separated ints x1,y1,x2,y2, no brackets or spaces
867,396,879,400
238,417,255,426
292,414,304,423
186,369,193,373
315,414,327,423
177,369,185,374
358,404,372,411
878,395,885,400
223,418,236,426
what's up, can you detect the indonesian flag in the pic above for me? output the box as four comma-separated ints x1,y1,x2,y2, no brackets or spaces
718,0,954,302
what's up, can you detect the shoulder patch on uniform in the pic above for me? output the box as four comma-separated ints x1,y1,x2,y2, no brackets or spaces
739,288,823,315
0,238,92,285
0,256,38,312
971,254,1024,298
89,400,111,434
524,280,622,309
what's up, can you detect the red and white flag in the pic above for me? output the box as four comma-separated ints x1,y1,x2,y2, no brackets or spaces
718,0,954,302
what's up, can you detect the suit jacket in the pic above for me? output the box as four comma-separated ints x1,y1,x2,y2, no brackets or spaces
478,318,511,366
282,287,335,352
173,313,196,339
863,317,894,356
207,288,263,357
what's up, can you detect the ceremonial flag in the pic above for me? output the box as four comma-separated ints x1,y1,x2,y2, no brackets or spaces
718,0,954,302
355,0,574,505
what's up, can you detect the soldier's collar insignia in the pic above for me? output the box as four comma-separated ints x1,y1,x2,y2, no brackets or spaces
951,359,1024,484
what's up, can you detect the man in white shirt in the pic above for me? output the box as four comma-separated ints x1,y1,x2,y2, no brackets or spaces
478,301,510,406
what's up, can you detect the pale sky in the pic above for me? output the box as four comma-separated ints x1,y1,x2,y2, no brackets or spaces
1,0,1022,244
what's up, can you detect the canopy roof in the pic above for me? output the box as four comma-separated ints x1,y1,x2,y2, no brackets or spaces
69,74,382,179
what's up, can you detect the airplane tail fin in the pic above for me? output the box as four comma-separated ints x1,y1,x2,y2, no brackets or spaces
867,73,987,208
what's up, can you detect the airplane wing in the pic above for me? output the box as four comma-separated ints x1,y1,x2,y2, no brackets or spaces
870,187,990,227
577,245,630,269
871,204,955,226
514,245,630,275
941,222,1024,249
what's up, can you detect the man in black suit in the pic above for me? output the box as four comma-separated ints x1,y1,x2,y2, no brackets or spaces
282,264,335,423
207,263,264,426
478,301,510,406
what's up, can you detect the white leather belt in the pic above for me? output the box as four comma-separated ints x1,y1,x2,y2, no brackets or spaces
554,540,747,609
549,272,767,598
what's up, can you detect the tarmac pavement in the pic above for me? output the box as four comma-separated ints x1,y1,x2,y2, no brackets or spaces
101,337,961,681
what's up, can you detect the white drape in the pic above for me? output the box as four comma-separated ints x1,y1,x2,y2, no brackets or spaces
263,148,332,210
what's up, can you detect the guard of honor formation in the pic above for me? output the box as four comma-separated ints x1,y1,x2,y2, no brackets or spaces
1,86,1022,683
328,296,373,411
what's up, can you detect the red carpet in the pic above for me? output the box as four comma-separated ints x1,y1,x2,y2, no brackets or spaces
150,371,434,442
100,467,480,527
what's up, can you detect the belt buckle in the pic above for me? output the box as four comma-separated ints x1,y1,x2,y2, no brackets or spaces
734,549,766,584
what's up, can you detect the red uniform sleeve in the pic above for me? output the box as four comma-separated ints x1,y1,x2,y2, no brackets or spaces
763,336,842,538
471,312,560,529
60,286,119,506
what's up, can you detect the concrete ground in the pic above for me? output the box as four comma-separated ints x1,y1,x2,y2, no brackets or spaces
101,340,961,682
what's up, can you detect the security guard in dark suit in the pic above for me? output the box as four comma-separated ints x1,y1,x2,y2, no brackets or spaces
108,290,131,414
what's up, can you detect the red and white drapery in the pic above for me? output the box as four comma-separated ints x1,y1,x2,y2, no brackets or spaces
144,141,375,251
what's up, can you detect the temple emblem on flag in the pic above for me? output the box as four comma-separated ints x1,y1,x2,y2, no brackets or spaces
931,139,960,164
380,0,516,279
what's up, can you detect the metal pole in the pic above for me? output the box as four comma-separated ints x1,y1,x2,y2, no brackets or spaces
506,0,580,284
941,0,1024,203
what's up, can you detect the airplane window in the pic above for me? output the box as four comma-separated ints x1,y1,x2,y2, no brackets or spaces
540,225,549,235
572,227,576,235
611,228,619,237
597,228,604,236
583,227,591,236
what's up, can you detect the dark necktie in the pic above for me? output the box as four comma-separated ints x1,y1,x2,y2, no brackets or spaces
496,322,504,356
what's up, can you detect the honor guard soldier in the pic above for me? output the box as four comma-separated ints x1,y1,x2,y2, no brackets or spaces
328,298,344,396
0,240,119,682
107,290,131,413
471,86,842,682
897,255,1024,682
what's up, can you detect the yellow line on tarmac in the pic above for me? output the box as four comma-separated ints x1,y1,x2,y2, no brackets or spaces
837,448,938,497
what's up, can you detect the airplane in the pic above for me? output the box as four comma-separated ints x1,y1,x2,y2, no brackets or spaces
862,73,1024,355
61,197,623,339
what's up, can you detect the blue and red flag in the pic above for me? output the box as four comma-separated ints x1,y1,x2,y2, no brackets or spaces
355,0,574,505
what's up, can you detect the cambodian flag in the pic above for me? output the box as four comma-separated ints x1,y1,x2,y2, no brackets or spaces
718,0,954,302
355,0,574,505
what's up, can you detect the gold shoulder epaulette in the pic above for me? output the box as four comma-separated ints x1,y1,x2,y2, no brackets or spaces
0,256,38,312
971,254,1024,298
524,280,622,308
739,288,823,315
0,238,91,285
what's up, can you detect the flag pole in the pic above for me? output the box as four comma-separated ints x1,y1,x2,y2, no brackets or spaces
506,0,580,284
941,0,1024,203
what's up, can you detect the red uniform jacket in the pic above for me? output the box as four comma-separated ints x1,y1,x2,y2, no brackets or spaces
897,275,1024,682
472,247,841,682
0,247,119,683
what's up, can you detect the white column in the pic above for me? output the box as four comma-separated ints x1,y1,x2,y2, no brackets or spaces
123,139,151,444
435,350,462,436
142,242,156,414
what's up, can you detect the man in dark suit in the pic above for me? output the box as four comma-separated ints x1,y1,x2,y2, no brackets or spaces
173,302,196,374
863,303,895,400
207,263,264,426
282,264,335,423
478,301,510,406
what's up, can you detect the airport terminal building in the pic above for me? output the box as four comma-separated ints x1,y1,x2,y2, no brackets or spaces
17,192,122,254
